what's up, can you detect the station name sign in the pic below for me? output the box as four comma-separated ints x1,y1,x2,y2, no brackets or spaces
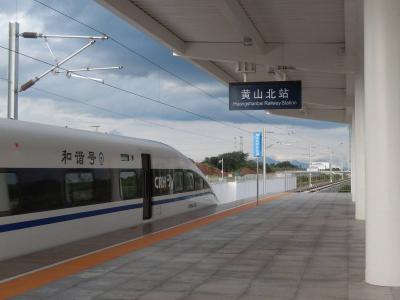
229,81,302,110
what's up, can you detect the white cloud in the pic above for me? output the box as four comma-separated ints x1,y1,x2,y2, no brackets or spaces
0,90,349,166
0,1,350,168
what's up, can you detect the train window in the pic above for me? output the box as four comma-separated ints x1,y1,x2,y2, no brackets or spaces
17,169,64,214
194,174,204,190
0,173,19,216
173,170,183,193
183,171,194,192
93,169,112,204
120,171,138,200
65,172,94,206
120,154,130,161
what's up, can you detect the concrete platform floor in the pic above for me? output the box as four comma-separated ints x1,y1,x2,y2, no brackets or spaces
12,193,400,300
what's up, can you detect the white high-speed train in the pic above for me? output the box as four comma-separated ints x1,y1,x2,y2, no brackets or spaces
0,119,218,260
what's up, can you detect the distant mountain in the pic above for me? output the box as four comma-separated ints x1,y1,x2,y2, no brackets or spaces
290,160,308,170
251,157,304,168
267,157,279,164
250,157,278,164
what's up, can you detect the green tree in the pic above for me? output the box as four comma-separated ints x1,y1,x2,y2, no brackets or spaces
203,151,248,172
203,151,273,173
272,161,300,170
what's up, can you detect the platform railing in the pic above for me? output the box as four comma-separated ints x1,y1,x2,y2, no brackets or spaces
206,173,294,184
207,171,351,193
293,171,351,192
208,173,297,204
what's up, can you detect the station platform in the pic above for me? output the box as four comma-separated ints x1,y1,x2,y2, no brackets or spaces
2,193,399,300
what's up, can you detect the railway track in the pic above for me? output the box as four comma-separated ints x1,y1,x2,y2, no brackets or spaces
296,179,351,193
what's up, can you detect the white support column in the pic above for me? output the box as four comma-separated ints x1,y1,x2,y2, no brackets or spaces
351,0,366,220
350,111,356,202
365,0,400,286
354,73,365,220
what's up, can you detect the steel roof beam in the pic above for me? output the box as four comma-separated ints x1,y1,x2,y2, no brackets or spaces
96,0,185,54
189,59,239,83
179,42,354,74
215,0,266,54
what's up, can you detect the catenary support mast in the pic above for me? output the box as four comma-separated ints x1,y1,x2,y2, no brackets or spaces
7,22,19,120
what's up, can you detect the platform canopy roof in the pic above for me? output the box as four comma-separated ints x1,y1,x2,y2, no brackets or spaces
97,0,361,124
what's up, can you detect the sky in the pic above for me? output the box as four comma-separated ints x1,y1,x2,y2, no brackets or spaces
0,0,350,167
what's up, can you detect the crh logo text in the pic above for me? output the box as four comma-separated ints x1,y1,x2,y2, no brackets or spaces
154,174,173,190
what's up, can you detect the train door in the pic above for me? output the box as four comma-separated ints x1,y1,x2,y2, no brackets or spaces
141,153,152,220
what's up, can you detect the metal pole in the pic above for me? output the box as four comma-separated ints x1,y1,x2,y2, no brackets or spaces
309,144,312,187
221,158,224,181
348,125,351,172
341,154,345,179
55,66,123,73
256,157,259,205
8,22,19,120
330,150,333,183
285,169,287,192
263,128,267,193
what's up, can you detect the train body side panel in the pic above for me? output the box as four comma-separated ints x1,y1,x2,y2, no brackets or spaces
0,119,218,260
0,200,143,260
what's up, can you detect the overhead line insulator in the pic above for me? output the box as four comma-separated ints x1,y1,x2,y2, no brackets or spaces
21,32,39,38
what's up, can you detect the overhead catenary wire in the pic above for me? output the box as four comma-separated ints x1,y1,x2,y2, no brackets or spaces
0,77,231,143
33,88,233,143
9,1,343,155
35,0,348,146
1,71,330,163
0,44,251,134
30,0,281,128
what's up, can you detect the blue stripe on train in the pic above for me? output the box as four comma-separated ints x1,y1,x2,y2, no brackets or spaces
153,191,211,205
0,192,213,233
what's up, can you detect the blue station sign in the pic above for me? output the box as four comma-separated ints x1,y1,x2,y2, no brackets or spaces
229,81,302,110
253,132,262,157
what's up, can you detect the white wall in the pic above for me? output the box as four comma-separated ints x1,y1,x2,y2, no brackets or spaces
212,175,296,204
